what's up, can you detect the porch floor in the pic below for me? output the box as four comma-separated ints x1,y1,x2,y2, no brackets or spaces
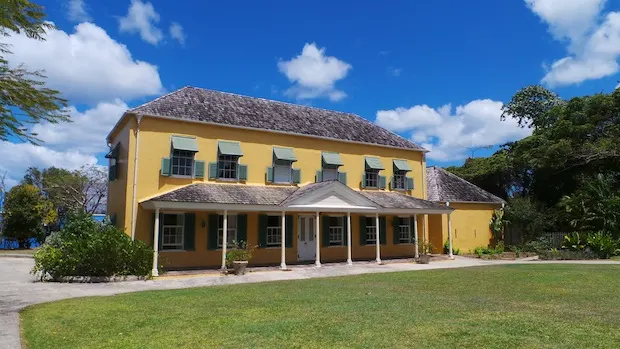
160,255,453,278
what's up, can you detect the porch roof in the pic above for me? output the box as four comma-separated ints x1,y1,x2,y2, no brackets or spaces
141,181,453,214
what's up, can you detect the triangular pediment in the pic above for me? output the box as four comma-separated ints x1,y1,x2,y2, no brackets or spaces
283,181,379,210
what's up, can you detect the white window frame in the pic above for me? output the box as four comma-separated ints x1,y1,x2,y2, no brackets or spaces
328,216,345,246
273,159,293,184
398,217,412,243
266,215,282,246
171,149,195,177
218,155,239,180
162,213,184,250
365,169,379,188
217,214,238,247
393,171,407,190
365,217,377,244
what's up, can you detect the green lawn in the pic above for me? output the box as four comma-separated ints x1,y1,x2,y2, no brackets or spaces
21,265,620,349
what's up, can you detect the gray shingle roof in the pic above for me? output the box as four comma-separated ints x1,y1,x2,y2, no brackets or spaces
361,192,451,210
426,166,506,204
130,86,424,151
146,182,451,212
150,183,296,205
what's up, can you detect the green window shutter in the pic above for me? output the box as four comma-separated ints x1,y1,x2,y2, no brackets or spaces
266,167,274,183
390,177,394,190
237,214,248,244
238,164,248,181
114,161,119,180
361,173,366,188
161,157,171,176
184,213,196,250
258,214,268,247
338,172,347,185
359,216,367,246
315,170,322,183
157,213,163,251
407,177,414,190
292,168,301,184
285,215,293,248
379,217,387,245
322,216,330,247
108,165,116,181
194,161,205,178
208,162,218,180
110,214,117,226
409,217,416,244
378,176,387,189
207,214,218,250
392,216,400,245
343,216,349,246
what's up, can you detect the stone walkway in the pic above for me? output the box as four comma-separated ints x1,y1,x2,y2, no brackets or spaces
1,256,619,349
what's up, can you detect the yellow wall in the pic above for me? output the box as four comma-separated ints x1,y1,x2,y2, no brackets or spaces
106,117,135,233
134,211,420,269
426,203,502,253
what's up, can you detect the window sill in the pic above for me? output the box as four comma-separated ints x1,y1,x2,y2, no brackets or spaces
214,178,239,183
166,175,194,179
392,188,408,192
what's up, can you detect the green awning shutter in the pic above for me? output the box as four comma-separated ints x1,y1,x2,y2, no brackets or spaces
365,157,384,170
171,136,199,152
393,159,412,172
273,147,297,162
218,141,243,156
184,213,196,251
322,152,344,166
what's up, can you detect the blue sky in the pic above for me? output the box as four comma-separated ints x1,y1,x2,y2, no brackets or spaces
0,0,619,187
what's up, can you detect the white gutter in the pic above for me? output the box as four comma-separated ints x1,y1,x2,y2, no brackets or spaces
130,114,143,240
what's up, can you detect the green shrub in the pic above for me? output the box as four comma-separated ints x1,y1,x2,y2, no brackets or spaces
585,231,618,259
473,242,504,257
442,239,460,255
563,232,586,251
32,211,152,280
538,249,598,260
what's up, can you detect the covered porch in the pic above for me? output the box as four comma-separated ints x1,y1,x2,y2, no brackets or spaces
140,181,454,275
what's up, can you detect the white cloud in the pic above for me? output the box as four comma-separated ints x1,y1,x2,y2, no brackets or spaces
5,22,163,104
0,141,98,188
526,0,620,86
387,67,402,77
376,100,532,162
67,0,91,22
31,99,128,154
278,43,352,102
169,22,185,45
119,0,163,45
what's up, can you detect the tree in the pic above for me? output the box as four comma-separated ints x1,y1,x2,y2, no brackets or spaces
501,85,562,129
0,0,69,143
2,184,56,248
22,165,107,224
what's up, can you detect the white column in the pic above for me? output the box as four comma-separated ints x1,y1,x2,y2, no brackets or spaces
375,213,381,264
413,214,419,259
346,212,352,265
281,211,287,270
315,211,321,267
446,202,453,258
152,207,160,277
221,210,228,270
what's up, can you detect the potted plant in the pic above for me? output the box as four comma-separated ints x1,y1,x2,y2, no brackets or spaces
225,241,256,275
417,241,434,264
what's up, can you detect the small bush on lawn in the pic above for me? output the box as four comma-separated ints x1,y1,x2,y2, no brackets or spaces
32,211,152,280
538,249,599,260
473,242,505,258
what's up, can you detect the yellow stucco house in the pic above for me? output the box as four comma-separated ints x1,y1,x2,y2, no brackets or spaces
106,86,503,274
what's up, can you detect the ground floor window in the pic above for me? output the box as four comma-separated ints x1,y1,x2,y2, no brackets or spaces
266,215,282,246
398,217,412,243
217,214,237,247
162,213,184,250
328,216,345,246
365,217,377,244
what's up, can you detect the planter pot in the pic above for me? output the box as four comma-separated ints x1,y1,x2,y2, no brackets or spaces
417,255,431,264
232,261,248,275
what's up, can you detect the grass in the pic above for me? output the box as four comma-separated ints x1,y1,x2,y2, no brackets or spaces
21,265,620,349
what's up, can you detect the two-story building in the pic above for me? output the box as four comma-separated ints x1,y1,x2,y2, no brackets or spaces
106,87,500,275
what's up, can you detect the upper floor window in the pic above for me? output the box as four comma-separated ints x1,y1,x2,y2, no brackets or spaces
218,155,239,179
318,152,345,184
392,160,413,191
363,157,385,189
172,149,195,176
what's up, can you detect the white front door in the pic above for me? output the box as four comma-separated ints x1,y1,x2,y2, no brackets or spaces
298,216,316,261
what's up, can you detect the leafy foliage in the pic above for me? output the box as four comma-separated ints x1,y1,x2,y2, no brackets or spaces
32,211,152,280
225,240,257,267
500,85,563,129
0,0,69,142
562,231,619,259
473,242,504,257
442,239,460,255
2,184,55,248
489,208,508,244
